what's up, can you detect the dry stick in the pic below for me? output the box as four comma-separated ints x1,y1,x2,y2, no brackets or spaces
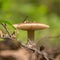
27,46,50,60
31,48,50,60
1,23,11,37
26,39,49,60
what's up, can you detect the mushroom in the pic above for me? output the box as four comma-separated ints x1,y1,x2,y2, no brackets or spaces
13,22,49,41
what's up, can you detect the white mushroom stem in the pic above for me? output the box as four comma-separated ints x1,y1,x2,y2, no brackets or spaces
27,30,34,41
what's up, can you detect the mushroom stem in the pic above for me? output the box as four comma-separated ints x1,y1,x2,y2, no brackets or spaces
27,30,34,41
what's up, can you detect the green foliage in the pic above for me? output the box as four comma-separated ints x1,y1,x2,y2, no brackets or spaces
0,20,16,29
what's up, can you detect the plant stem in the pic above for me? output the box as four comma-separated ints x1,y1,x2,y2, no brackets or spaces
1,23,11,37
23,16,28,22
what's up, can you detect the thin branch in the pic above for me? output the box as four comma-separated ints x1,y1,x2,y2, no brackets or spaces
26,39,50,60
1,23,11,37
22,16,28,22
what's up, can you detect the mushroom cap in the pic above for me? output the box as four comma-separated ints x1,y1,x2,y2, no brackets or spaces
13,23,49,30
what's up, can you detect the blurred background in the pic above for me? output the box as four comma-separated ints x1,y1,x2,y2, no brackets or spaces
0,0,60,49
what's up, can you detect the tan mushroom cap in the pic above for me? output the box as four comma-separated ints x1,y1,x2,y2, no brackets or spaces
13,23,49,30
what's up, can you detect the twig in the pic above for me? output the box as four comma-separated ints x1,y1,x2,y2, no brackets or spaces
1,23,11,37
26,39,50,60
22,16,28,22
